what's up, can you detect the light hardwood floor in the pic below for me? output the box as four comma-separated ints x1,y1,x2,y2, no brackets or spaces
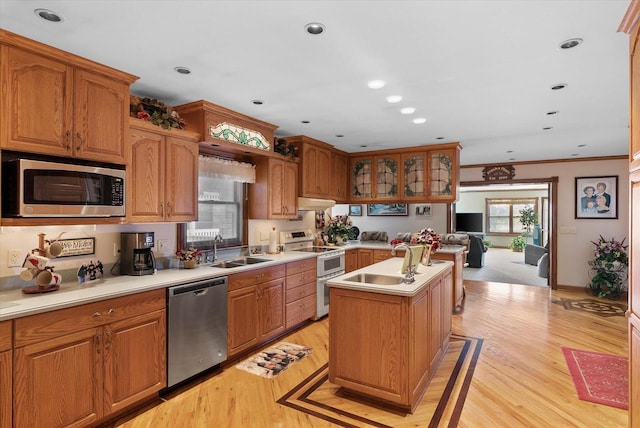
108,281,628,427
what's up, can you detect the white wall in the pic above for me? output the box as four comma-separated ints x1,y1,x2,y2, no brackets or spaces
460,158,629,288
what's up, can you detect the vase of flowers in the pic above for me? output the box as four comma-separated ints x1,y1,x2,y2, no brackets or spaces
176,246,202,268
587,235,628,299
326,215,352,244
410,228,441,250
274,138,298,160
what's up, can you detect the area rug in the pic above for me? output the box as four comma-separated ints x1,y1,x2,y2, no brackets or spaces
561,347,628,410
236,342,313,379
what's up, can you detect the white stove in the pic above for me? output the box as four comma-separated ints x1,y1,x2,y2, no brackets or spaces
281,229,345,319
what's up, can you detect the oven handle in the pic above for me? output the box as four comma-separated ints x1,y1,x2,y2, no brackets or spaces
318,270,346,281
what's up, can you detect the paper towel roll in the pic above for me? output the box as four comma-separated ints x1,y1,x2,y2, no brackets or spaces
269,228,278,254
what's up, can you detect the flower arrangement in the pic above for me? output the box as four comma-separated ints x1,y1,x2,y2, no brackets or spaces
274,138,298,160
410,228,441,250
175,246,202,262
587,235,628,299
590,235,628,268
130,96,186,130
326,215,352,242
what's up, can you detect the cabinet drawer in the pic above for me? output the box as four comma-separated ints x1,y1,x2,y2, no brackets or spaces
286,282,316,304
228,265,286,291
0,320,11,352
286,259,316,276
286,271,316,290
14,289,165,348
286,294,316,328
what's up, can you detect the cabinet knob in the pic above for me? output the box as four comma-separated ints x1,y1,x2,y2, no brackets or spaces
160,202,164,216
92,312,101,317
76,132,83,151
106,308,114,315
167,202,173,217
65,130,72,150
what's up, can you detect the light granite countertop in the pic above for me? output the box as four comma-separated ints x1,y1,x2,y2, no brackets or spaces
328,257,453,296
0,251,316,321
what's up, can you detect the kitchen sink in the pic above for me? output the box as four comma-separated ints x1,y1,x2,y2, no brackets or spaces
343,273,406,285
211,257,272,269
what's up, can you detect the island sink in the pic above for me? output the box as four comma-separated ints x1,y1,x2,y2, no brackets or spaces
344,273,406,285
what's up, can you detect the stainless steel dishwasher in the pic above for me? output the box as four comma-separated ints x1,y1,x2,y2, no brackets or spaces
167,276,228,387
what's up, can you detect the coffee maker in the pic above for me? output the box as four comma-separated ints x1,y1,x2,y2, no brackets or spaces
120,232,156,276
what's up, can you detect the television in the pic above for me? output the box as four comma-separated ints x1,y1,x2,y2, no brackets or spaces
456,212,483,233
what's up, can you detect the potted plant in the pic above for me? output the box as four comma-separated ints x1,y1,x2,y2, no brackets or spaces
176,246,202,268
519,206,538,242
508,236,526,252
587,235,628,299
326,215,352,244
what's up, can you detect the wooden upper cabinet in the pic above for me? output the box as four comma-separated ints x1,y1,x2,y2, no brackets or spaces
285,136,332,198
631,21,640,172
331,151,349,202
350,157,373,201
374,155,400,200
249,158,298,219
427,147,459,202
128,119,200,222
401,152,426,200
0,34,137,164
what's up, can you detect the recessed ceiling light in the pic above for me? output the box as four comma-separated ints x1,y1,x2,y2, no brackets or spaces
305,22,325,35
34,8,64,22
436,137,445,140
336,134,344,138
543,127,553,130
301,120,310,124
174,66,191,75
367,80,386,89
413,118,427,124
506,150,514,153
386,95,402,103
571,153,579,156
251,99,264,105
546,111,559,115
509,158,516,161
551,83,567,90
577,144,587,147
360,145,368,148
560,38,583,49
400,107,416,114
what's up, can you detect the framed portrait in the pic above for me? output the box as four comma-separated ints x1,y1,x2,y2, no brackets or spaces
415,204,432,216
575,176,618,219
367,204,408,216
349,204,362,216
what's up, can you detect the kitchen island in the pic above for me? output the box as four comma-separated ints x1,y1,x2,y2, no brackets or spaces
327,257,453,413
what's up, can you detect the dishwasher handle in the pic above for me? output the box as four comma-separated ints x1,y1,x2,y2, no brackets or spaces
168,276,228,297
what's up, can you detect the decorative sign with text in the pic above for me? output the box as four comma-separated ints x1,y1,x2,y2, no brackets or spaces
57,238,96,257
482,165,516,181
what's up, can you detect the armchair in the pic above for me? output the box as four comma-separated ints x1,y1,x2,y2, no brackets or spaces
467,235,487,268
524,242,548,266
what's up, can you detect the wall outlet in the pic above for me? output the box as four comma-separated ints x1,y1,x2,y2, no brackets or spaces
158,239,169,252
8,250,22,267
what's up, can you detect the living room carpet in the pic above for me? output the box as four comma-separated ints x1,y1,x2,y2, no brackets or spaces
236,342,313,379
561,347,628,410
463,247,547,286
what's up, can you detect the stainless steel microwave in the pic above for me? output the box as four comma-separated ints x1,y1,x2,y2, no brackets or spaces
2,158,125,217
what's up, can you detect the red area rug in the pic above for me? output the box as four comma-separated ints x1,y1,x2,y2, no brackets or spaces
562,347,628,409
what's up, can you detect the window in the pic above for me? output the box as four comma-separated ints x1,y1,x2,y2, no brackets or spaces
486,198,537,235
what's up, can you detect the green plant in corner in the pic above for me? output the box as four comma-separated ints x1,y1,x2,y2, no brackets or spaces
508,236,526,252
519,206,538,238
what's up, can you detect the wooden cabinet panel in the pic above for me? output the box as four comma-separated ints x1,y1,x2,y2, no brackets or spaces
358,248,374,268
375,155,400,199
14,327,103,428
402,152,426,200
285,260,317,328
285,282,316,304
350,157,373,201
128,119,199,223
0,43,134,164
286,271,316,290
331,151,349,202
631,23,640,172
103,310,166,414
0,321,12,428
1,46,73,156
345,249,358,273
299,143,331,197
228,286,259,356
429,276,443,372
373,249,397,264
432,250,465,310
286,294,316,328
286,258,316,277
228,265,287,291
250,158,298,219
427,148,458,202
258,278,286,342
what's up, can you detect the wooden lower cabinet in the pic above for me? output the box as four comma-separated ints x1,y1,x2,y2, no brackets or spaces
0,321,12,428
357,248,374,268
227,265,287,357
329,266,452,412
431,248,465,310
12,289,166,428
345,249,358,273
285,259,317,328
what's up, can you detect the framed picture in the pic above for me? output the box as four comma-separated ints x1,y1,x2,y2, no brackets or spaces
367,204,408,216
415,204,432,216
575,176,618,219
349,204,362,216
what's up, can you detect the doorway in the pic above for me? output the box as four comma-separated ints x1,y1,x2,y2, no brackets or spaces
455,178,557,289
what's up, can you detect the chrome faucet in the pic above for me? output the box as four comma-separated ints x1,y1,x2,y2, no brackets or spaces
391,243,416,284
212,233,224,261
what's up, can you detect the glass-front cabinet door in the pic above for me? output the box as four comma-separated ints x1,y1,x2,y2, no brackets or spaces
401,152,426,200
427,148,458,202
350,157,372,200
375,155,399,199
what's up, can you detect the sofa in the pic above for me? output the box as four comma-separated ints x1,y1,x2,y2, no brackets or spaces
467,235,487,268
524,242,548,266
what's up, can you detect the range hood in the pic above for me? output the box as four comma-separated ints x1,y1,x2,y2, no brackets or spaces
297,197,336,211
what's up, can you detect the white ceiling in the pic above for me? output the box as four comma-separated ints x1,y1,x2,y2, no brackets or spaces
0,1,631,165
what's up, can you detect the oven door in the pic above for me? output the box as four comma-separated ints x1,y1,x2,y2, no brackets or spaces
316,269,344,319
317,251,345,277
